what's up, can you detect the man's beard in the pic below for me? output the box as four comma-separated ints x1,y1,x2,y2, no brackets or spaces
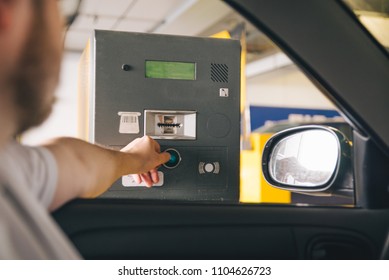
12,3,60,134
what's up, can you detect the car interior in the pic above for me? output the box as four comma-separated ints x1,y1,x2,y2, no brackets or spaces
51,0,389,260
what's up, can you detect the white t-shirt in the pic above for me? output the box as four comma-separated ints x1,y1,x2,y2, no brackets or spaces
0,141,80,259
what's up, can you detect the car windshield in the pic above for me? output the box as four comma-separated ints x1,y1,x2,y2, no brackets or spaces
343,0,389,52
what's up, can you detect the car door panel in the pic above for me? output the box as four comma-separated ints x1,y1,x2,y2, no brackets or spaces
54,200,389,259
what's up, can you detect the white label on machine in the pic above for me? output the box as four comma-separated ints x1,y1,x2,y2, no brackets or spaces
118,112,141,134
219,88,229,97
122,171,164,187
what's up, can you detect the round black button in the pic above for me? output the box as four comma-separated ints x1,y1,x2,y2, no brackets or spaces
163,149,181,169
121,64,132,71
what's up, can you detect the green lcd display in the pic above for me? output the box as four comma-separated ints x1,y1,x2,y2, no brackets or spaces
145,60,196,80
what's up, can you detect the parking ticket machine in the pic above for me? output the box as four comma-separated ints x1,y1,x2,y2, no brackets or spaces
79,30,241,202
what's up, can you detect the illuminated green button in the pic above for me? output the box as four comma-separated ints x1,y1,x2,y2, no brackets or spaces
163,149,181,169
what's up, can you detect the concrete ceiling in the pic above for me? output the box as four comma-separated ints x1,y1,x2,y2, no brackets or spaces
65,0,234,52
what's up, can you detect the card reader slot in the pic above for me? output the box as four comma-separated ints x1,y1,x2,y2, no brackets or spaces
144,110,196,140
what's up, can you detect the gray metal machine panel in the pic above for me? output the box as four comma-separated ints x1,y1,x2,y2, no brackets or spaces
87,30,241,202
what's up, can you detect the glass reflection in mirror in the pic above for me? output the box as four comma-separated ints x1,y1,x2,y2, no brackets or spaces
269,130,339,187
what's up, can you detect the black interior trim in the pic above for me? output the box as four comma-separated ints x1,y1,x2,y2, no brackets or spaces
54,199,389,259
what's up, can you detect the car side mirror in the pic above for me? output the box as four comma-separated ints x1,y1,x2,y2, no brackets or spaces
262,125,354,197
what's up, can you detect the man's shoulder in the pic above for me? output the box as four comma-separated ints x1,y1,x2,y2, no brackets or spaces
0,139,58,210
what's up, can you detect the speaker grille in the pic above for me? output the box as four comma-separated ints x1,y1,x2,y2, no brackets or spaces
211,63,228,83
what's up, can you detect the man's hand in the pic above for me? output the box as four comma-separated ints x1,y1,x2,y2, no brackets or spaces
45,136,170,210
120,136,170,187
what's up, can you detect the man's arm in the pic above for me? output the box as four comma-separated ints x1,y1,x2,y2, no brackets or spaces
43,136,170,211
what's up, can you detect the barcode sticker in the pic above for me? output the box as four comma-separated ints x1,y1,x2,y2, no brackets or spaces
118,112,141,134
122,115,137,124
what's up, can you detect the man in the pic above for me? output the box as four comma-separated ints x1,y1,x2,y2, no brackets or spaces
0,0,170,259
